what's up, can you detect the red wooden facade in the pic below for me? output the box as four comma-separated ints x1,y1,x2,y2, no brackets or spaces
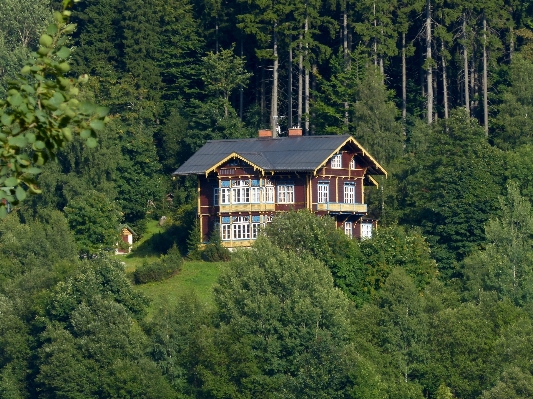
181,133,386,248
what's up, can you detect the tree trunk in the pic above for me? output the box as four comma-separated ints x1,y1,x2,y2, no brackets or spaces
463,15,470,116
240,40,244,120
441,40,449,119
305,16,310,135
483,13,488,137
298,35,303,128
288,36,293,129
373,2,377,67
271,23,279,137
402,32,407,134
344,5,349,132
426,0,433,124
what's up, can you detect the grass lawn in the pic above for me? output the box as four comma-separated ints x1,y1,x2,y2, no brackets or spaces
136,260,224,320
113,218,225,320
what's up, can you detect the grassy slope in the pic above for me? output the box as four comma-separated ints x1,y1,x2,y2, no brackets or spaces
136,260,223,320
116,219,223,320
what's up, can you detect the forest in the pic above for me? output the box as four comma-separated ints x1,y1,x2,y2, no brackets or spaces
2,0,533,397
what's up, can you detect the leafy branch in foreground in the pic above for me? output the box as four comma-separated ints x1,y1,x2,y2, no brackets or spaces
0,0,109,217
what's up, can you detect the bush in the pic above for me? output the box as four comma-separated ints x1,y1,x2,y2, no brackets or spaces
134,245,183,284
201,230,231,262
201,244,230,262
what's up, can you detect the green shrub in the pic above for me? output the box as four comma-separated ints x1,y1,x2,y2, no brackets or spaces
134,245,183,284
201,230,231,262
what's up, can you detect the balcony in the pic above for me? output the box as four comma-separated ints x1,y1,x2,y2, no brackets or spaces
218,203,276,213
314,202,368,213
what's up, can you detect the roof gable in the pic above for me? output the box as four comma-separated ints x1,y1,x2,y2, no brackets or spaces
173,135,387,177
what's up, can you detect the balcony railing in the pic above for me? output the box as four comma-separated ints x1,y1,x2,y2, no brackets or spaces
314,203,368,213
218,203,276,213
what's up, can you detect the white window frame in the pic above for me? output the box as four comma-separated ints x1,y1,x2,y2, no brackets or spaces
221,223,231,240
349,157,356,170
231,180,250,204
231,216,251,240
331,154,342,169
344,221,353,238
344,183,355,204
277,184,294,204
318,182,329,203
251,223,260,239
220,188,230,204
361,223,373,239
251,187,261,203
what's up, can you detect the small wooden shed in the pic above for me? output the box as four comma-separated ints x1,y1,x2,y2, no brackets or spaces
116,224,136,254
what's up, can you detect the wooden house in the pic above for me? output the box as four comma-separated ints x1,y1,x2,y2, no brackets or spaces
173,129,387,248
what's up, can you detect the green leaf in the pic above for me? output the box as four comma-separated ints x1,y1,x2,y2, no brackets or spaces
56,47,71,60
95,106,109,117
15,186,26,201
1,113,13,126
25,167,42,174
8,136,28,148
86,137,97,148
39,34,54,48
80,129,91,139
34,141,46,150
0,205,6,219
4,177,18,187
89,119,105,131
8,93,23,107
47,24,59,36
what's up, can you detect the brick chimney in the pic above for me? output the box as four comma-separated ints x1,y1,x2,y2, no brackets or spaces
258,129,272,138
288,127,303,136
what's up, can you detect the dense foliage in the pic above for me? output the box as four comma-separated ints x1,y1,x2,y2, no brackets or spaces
3,0,533,398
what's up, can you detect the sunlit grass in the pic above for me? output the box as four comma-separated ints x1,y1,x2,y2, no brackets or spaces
135,260,224,320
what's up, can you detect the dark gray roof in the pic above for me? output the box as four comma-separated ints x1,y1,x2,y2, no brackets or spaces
173,135,387,176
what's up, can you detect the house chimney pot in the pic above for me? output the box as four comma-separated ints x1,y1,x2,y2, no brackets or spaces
258,129,272,137
288,127,303,136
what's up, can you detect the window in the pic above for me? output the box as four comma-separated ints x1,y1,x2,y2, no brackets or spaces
221,223,231,240
220,188,230,204
214,188,219,206
263,179,275,203
251,223,260,239
232,216,250,239
251,187,261,203
344,221,353,238
349,157,356,169
361,223,373,239
318,182,329,203
331,154,342,168
277,183,294,203
344,182,355,204
231,180,250,204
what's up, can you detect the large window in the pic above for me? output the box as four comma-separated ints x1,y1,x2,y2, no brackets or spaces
318,182,329,203
344,182,355,204
277,183,294,203
232,216,250,239
331,154,342,168
220,215,262,241
232,180,250,203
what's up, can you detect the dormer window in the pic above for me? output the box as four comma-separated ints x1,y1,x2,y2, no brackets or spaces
349,157,356,170
331,154,342,169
